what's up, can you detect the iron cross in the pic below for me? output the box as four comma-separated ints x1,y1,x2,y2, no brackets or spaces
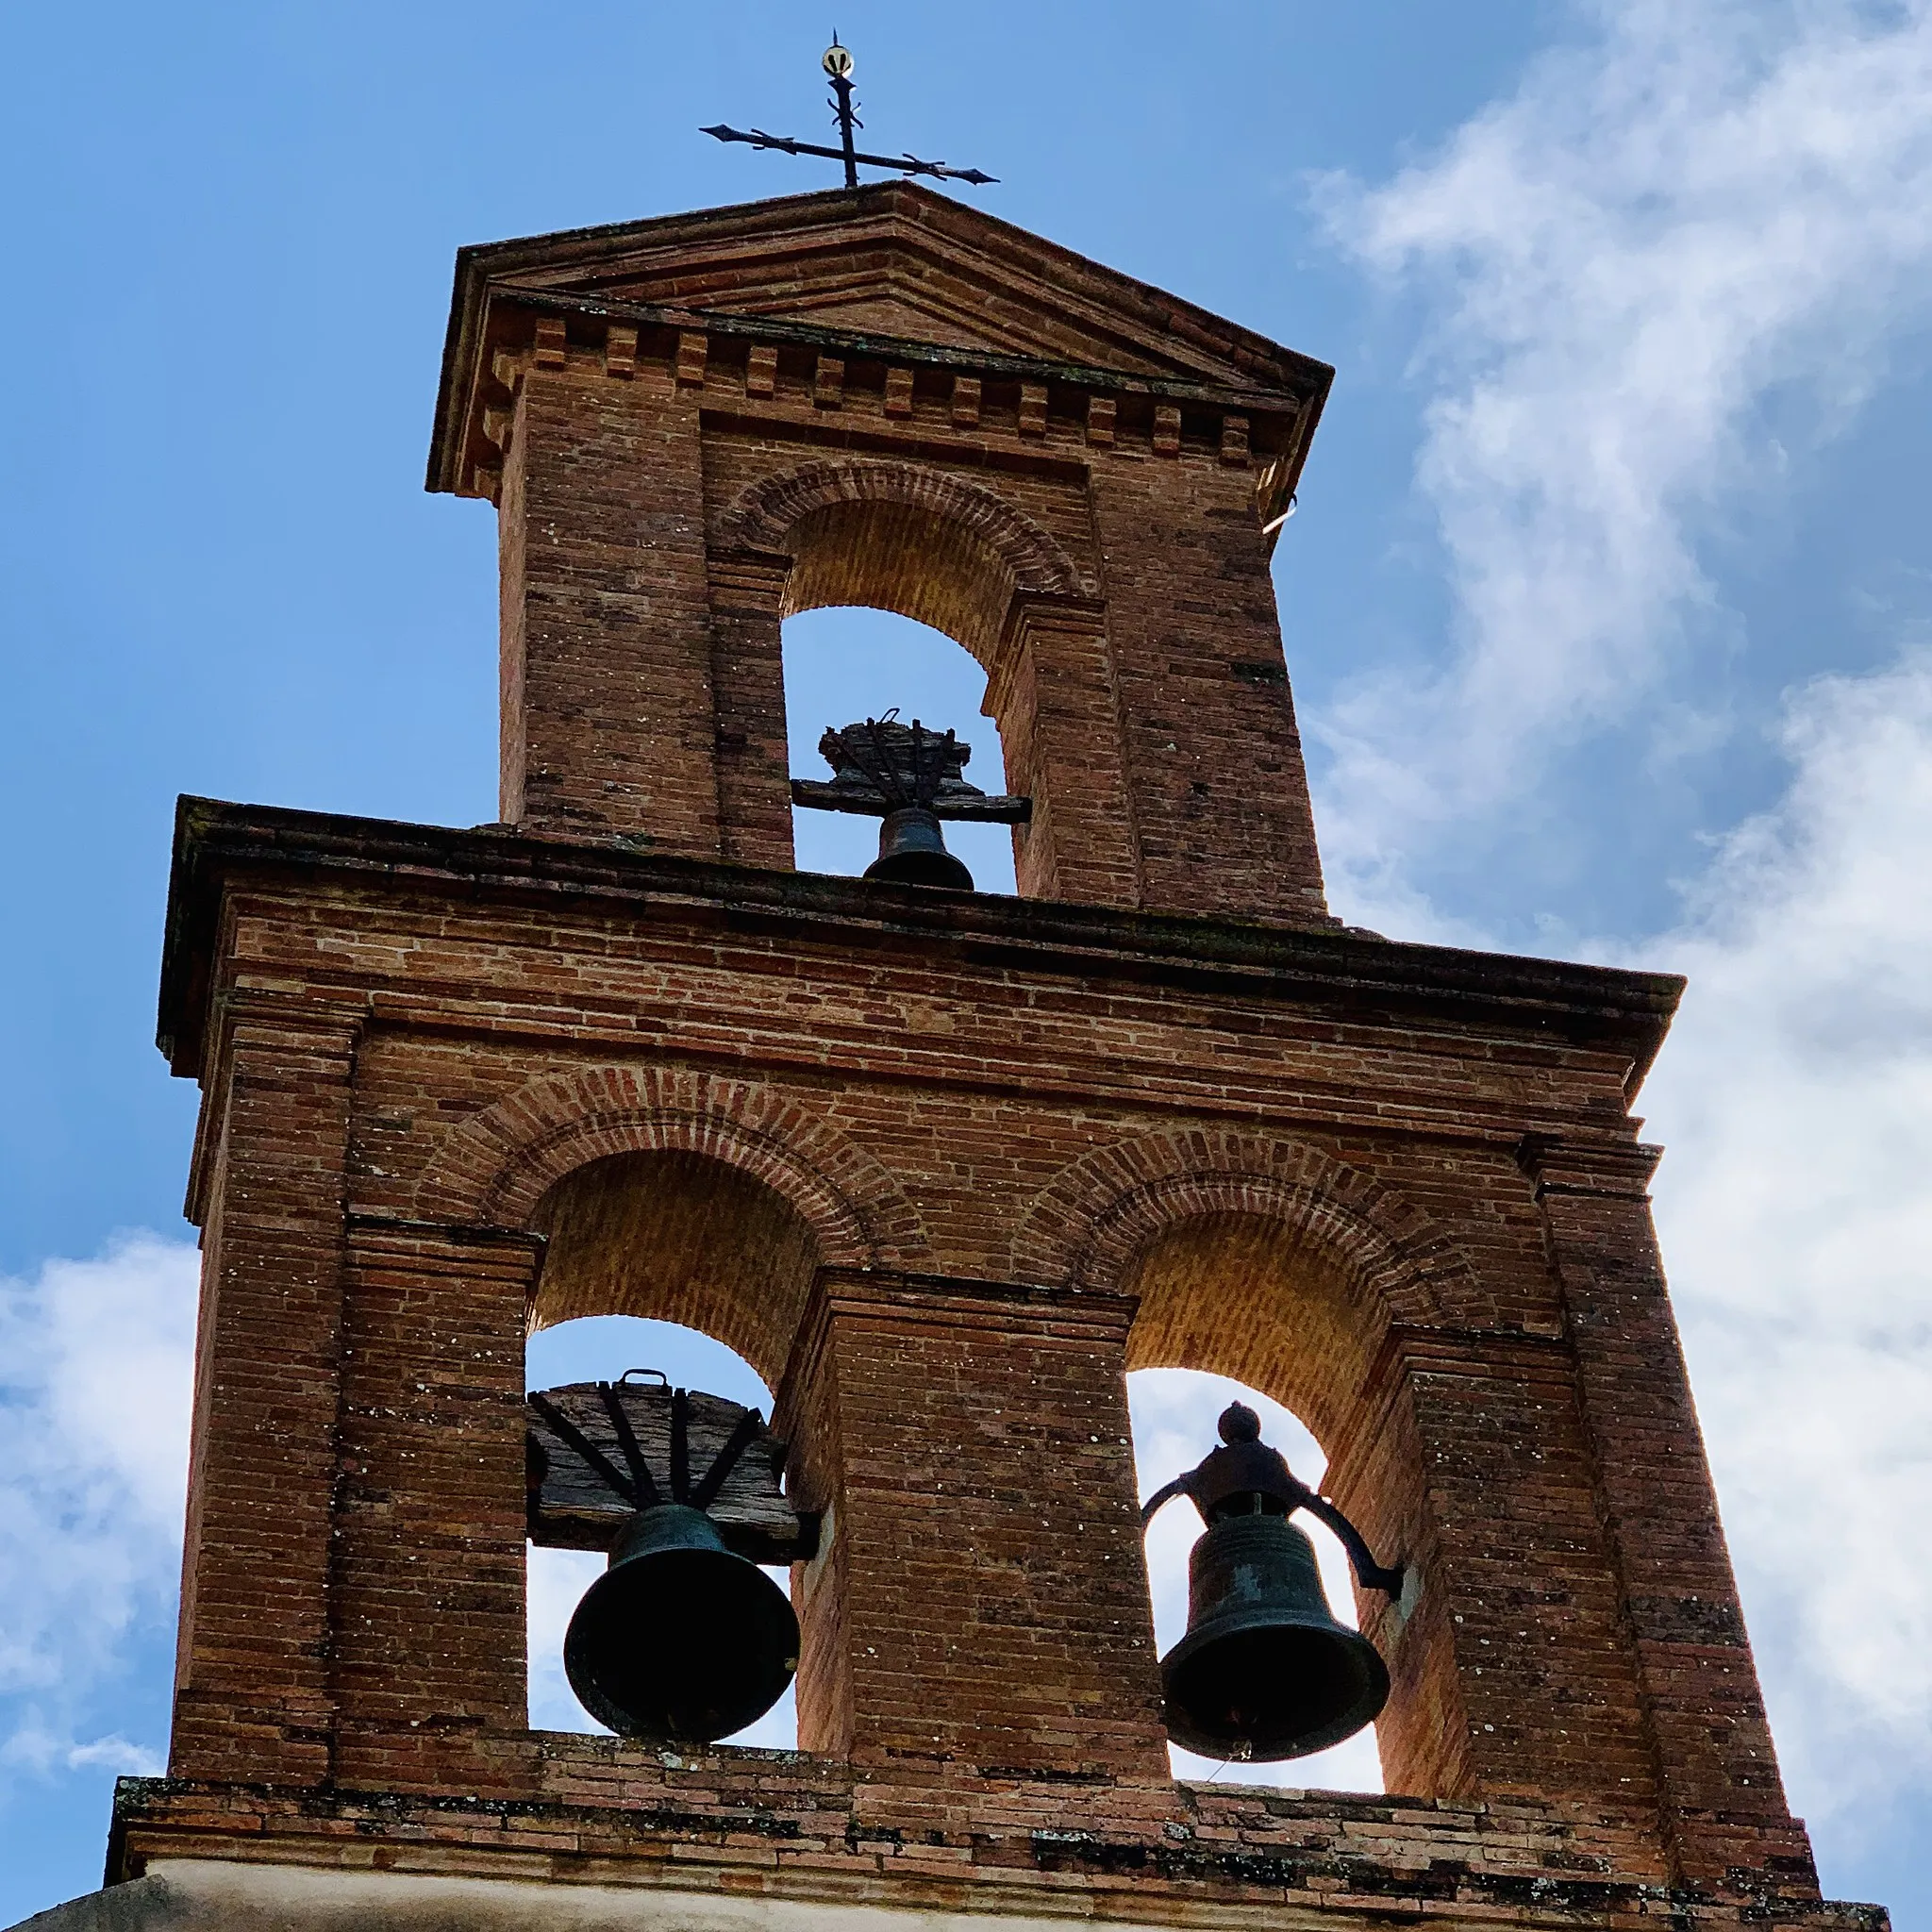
703,37,997,190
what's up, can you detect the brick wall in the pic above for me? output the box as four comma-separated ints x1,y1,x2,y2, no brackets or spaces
168,994,360,1788
111,1757,1857,1926
499,362,719,846
775,1270,1165,1779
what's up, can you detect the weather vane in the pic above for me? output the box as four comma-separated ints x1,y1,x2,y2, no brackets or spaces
703,36,996,191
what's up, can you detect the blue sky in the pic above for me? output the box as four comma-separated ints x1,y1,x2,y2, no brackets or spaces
4,1,1930,1922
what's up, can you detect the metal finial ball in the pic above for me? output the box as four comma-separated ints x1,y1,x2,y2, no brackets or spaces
1217,1402,1262,1446
823,42,854,79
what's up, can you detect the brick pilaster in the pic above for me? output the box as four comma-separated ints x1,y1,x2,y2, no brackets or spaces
776,1269,1168,1793
1519,1135,1820,1896
169,996,362,1786
1358,1326,1665,1865
327,1217,545,1793
500,366,721,851
992,595,1141,908
707,551,795,871
1085,456,1329,925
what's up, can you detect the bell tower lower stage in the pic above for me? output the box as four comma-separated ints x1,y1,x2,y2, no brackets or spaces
31,183,1888,1932
104,798,1873,1932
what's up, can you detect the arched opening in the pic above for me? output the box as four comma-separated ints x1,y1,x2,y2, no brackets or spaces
1124,1210,1408,1794
531,1149,822,1387
1124,1211,1380,1449
766,471,1040,898
524,1149,827,1749
783,495,1023,659
525,1315,798,1748
1129,1369,1383,1794
783,606,1018,893
716,455,1126,904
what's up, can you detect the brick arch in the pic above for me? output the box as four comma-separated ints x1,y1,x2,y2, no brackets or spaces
1011,1128,1467,1330
713,457,1093,638
715,457,1089,595
412,1063,933,1272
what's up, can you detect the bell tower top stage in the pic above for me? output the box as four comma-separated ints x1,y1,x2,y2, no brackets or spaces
426,180,1334,924
23,182,1887,1932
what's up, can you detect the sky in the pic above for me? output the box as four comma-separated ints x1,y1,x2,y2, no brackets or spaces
2,0,1930,1921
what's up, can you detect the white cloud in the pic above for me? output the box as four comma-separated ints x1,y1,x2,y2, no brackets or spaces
1640,654,1932,1821
1301,0,1932,1851
0,1234,198,1779
1316,0,1932,895
0,1726,164,1780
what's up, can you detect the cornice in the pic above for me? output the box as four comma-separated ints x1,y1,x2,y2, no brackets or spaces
157,795,1682,1095
426,183,1334,497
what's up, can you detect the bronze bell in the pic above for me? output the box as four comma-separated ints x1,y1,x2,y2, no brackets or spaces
564,1501,799,1741
529,1379,807,1743
1141,1403,1404,1762
864,806,974,891
791,716,1028,892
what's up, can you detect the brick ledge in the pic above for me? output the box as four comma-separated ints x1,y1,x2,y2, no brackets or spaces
157,796,1681,1089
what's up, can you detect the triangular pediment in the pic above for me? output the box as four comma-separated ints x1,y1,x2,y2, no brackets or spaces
763,289,1016,356
446,183,1327,391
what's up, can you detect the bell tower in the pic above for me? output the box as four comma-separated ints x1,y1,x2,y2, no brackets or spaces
25,183,1885,1932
